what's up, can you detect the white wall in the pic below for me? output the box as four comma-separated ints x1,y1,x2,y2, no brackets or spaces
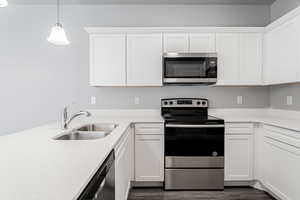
0,4,270,135
270,83,300,111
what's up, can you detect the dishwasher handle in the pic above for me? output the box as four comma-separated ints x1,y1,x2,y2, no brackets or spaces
165,124,225,128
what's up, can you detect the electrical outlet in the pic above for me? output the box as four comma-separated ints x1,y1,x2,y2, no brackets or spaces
134,96,140,105
237,96,243,105
90,96,96,105
287,96,293,105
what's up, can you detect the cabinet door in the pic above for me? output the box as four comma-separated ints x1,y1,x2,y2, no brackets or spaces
239,33,263,85
127,34,163,86
115,128,132,200
225,135,254,181
264,137,300,200
263,31,277,84
189,33,216,53
135,134,164,181
264,17,300,85
163,34,189,52
90,34,126,86
216,33,240,84
263,127,300,200
276,19,300,83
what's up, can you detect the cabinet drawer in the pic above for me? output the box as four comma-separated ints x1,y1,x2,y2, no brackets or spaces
115,127,131,156
135,123,164,135
136,134,163,141
264,126,300,149
264,125,300,139
225,123,253,135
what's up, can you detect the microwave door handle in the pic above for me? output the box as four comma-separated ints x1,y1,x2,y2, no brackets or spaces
165,124,224,128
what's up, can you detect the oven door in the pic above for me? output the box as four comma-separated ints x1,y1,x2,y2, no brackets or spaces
163,56,217,84
165,123,224,157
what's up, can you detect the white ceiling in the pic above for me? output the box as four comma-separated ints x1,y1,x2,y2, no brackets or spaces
9,0,276,5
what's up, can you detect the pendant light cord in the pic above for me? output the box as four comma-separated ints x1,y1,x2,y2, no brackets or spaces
57,0,60,24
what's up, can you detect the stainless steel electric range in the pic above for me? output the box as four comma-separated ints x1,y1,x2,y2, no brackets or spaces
161,98,225,190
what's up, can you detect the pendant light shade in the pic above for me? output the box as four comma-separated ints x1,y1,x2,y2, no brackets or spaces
48,23,70,45
48,0,70,46
0,0,8,7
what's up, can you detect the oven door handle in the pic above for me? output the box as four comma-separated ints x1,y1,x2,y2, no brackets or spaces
165,124,224,128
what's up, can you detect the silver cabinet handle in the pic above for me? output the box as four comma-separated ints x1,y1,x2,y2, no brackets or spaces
165,124,224,128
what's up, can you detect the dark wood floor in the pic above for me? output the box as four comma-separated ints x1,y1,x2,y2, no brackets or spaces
128,187,275,200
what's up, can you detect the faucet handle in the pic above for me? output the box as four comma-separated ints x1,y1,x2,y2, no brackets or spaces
63,106,68,120
62,106,69,129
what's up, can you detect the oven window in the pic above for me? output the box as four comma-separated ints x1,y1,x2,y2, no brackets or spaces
165,126,224,157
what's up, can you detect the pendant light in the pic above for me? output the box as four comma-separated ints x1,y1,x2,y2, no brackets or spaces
0,0,8,7
47,0,70,45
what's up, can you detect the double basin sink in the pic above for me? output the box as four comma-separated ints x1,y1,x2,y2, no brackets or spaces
54,123,118,140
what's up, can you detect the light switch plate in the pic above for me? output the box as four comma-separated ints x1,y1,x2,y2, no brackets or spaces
91,96,96,105
134,96,140,105
237,96,243,105
287,96,293,105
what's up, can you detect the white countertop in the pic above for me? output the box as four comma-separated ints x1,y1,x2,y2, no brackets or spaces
1,108,300,200
209,108,300,132
0,111,163,200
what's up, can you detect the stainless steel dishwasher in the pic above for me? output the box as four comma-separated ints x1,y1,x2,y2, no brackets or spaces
78,150,115,200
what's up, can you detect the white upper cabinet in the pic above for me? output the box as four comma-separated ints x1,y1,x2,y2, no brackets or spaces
217,33,263,85
90,34,126,86
216,33,240,84
127,34,163,86
189,33,216,53
163,34,189,52
239,33,263,85
263,32,277,84
264,15,300,85
86,27,264,86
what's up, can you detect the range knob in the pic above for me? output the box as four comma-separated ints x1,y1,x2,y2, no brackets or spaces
197,101,201,105
164,101,168,105
169,101,173,105
202,101,207,106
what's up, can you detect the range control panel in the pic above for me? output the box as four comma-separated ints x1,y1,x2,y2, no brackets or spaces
161,98,208,108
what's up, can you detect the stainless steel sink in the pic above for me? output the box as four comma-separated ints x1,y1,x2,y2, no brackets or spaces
77,123,118,133
54,123,118,140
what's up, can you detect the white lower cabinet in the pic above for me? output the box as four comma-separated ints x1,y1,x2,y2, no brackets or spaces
263,125,300,200
225,123,254,181
115,127,132,200
134,123,164,182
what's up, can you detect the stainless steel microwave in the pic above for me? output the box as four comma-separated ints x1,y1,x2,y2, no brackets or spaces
163,53,217,85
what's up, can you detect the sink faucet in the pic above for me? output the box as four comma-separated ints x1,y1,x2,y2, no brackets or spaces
62,106,91,130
